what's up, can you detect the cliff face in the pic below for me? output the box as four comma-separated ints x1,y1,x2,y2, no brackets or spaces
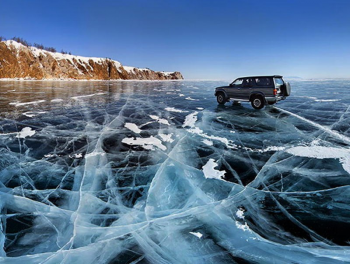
0,40,183,80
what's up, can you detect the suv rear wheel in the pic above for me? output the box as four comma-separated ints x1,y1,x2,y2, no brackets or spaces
251,95,265,109
216,92,226,105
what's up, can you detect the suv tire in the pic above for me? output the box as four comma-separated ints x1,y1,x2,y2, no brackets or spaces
251,95,265,109
216,92,226,105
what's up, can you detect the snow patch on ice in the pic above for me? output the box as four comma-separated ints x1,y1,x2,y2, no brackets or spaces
51,99,64,103
69,153,83,159
149,115,170,125
23,111,46,117
44,154,56,158
236,208,245,219
125,123,141,134
202,159,226,180
182,112,198,128
185,97,198,101
202,139,213,146
9,100,46,107
286,146,350,174
259,146,286,153
189,232,203,239
315,99,341,102
235,221,251,232
72,93,106,100
122,136,166,151
159,133,174,143
188,127,231,147
16,127,35,138
165,107,188,113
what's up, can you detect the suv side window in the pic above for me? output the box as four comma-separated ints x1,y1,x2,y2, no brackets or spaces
231,79,243,86
255,77,272,86
242,78,253,87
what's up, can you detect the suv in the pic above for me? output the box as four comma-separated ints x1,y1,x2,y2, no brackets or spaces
214,75,291,109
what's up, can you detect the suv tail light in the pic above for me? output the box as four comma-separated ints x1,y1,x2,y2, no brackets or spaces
273,89,277,96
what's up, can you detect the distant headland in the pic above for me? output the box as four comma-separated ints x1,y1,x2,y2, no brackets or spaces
0,39,183,81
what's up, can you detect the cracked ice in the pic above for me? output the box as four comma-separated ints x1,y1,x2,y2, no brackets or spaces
0,80,350,263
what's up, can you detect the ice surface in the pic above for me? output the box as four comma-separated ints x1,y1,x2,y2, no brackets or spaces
1,80,350,263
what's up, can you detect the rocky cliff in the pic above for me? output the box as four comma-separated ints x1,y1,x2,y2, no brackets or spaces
0,40,183,80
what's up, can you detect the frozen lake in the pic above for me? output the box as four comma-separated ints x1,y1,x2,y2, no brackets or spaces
1,79,350,263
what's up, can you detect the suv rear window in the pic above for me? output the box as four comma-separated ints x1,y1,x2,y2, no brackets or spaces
274,78,284,86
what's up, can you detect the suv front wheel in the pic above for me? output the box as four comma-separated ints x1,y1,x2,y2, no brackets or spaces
251,95,265,109
216,92,226,105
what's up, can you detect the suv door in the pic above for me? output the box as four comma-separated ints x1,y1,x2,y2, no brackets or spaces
236,77,253,99
227,78,243,98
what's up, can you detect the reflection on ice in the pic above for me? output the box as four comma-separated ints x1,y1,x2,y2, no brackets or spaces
0,80,350,263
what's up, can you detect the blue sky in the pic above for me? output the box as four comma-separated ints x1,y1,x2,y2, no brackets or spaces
1,0,350,79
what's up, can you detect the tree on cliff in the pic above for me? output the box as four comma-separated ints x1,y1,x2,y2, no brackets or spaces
34,43,45,49
12,37,31,47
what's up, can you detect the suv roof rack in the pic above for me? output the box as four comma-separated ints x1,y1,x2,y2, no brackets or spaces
238,75,283,79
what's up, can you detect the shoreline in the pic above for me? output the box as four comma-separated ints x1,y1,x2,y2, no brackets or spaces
2,78,350,82
0,78,185,82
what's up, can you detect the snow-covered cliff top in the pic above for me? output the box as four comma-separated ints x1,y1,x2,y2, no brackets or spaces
0,40,183,80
